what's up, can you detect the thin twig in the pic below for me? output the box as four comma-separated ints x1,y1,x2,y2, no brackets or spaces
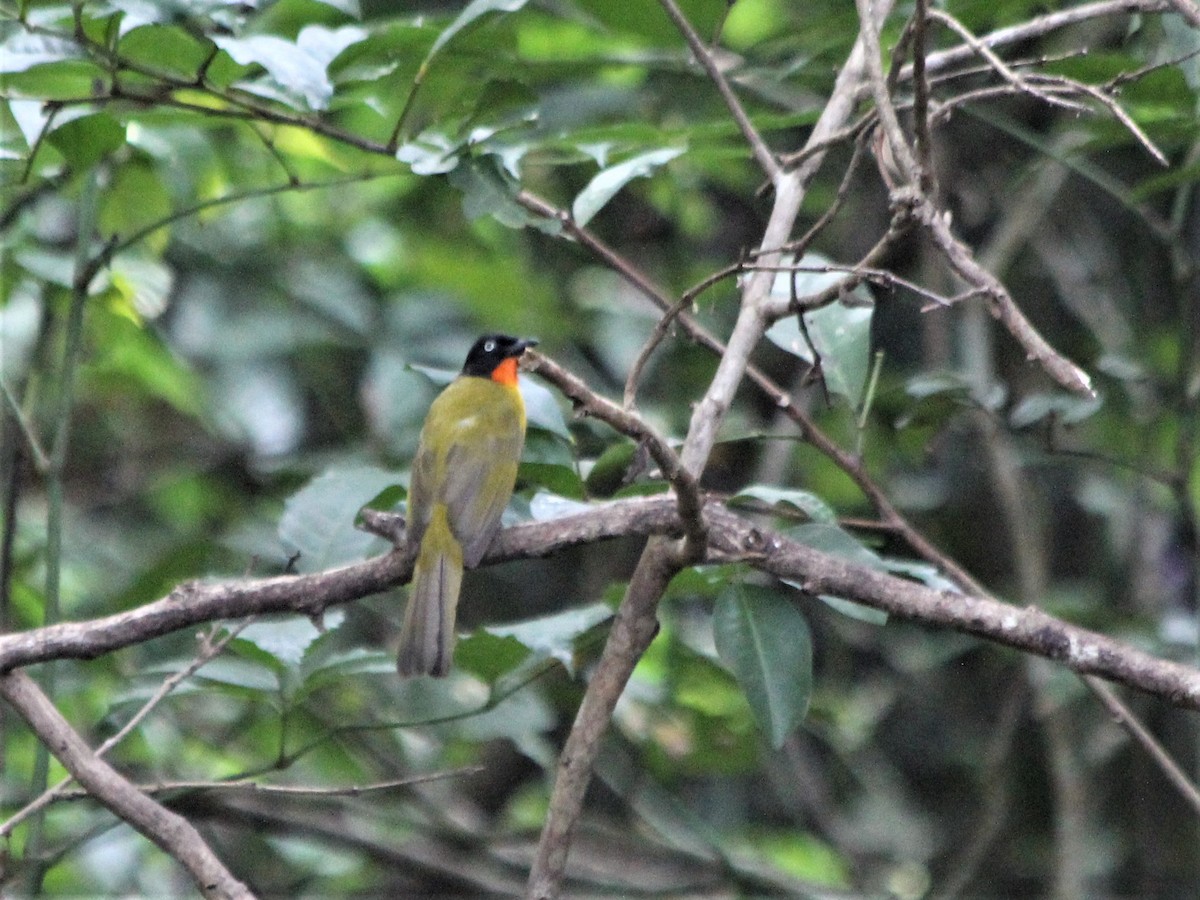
656,0,781,182
910,0,1177,83
525,351,706,554
0,671,254,899
0,377,49,472
1082,676,1200,816
857,0,1096,398
56,766,486,802
780,129,873,261
0,618,255,839
926,8,1093,114
910,0,935,195
1028,72,1169,166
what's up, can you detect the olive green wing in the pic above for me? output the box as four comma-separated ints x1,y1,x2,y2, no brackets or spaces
407,378,525,567
441,415,524,567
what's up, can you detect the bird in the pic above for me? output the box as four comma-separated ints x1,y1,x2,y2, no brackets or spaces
397,334,537,677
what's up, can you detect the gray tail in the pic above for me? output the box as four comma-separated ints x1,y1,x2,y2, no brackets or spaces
397,550,462,677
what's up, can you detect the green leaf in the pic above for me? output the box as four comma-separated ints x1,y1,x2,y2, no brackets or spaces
485,602,612,675
425,0,528,65
109,255,174,319
520,375,571,439
0,32,85,73
787,522,884,569
713,583,812,748
236,610,345,668
86,305,205,416
753,829,851,887
519,461,585,500
584,441,636,497
1190,452,1200,522
730,485,837,523
520,429,574,466
47,113,126,170
396,129,462,174
278,465,398,572
816,594,888,625
100,160,172,255
449,156,558,233
572,147,685,227
783,522,889,625
193,657,280,693
454,629,531,681
764,252,874,405
214,26,367,110
1009,392,1104,428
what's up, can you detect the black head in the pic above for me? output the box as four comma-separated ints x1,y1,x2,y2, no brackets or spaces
461,334,538,378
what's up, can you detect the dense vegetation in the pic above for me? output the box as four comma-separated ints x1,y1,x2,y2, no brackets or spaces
2,0,1199,896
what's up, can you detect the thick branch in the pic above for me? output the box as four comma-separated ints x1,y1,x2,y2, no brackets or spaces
4,498,1196,707
0,671,254,899
528,536,681,900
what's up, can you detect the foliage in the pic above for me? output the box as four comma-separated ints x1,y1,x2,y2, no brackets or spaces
2,0,1199,896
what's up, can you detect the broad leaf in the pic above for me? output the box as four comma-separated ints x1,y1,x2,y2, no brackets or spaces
731,485,837,523
713,583,812,748
572,147,685,227
425,0,528,64
784,523,889,625
485,602,612,675
279,466,398,572
237,610,346,668
214,26,367,110
1009,392,1104,428
765,252,874,405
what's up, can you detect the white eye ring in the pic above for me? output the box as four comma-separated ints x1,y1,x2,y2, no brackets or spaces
484,340,496,352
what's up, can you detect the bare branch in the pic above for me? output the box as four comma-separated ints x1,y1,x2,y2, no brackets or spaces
523,350,706,554
4,498,1198,708
1082,676,1200,816
913,0,1178,82
926,9,1093,114
856,0,1097,397
656,0,781,182
1,619,253,839
0,671,254,899
57,766,486,802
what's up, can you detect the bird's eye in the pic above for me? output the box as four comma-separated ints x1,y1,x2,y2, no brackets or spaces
484,340,496,353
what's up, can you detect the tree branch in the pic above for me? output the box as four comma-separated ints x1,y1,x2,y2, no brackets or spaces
656,0,781,182
856,0,1096,398
0,671,254,899
3,497,1198,707
523,351,705,553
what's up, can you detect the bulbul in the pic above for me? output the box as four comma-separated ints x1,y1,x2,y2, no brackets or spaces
397,334,537,677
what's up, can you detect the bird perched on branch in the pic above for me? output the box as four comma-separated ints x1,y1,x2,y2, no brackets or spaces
397,334,537,677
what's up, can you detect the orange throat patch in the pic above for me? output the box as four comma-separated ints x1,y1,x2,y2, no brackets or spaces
491,356,520,388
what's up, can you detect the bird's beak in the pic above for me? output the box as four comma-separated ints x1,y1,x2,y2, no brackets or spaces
515,338,539,355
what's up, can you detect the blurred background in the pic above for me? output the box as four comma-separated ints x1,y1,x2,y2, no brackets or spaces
2,0,1198,895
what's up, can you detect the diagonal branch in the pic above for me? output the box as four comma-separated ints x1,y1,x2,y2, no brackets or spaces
656,0,781,182
0,619,253,839
856,0,1096,397
0,671,254,899
523,351,706,554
